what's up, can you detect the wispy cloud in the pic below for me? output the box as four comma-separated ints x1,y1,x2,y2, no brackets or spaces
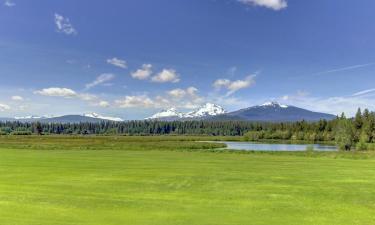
34,87,109,108
11,95,24,101
4,0,15,7
238,0,287,11
0,103,11,111
352,88,375,97
213,74,256,96
85,73,115,90
34,87,77,98
277,90,375,117
54,13,77,35
107,57,127,69
311,62,375,76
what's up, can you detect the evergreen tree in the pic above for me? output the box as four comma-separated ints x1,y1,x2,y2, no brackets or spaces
335,115,354,151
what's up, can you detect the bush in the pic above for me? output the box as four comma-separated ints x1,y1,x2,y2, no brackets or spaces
356,140,368,151
11,131,32,135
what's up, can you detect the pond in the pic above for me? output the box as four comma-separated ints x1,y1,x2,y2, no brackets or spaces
209,141,338,152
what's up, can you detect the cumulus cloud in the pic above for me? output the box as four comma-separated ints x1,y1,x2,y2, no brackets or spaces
167,88,187,98
114,87,203,109
107,57,127,69
152,69,180,83
34,87,109,108
11,95,24,101
238,0,287,10
4,0,15,7
54,13,77,35
0,103,10,111
131,64,152,80
34,87,77,98
85,73,115,90
213,75,256,96
168,87,199,99
115,95,155,108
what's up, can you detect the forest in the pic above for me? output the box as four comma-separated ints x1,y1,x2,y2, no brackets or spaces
0,108,374,151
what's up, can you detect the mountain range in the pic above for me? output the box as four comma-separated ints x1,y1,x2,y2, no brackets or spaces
0,102,336,123
210,102,336,122
145,103,226,121
147,102,336,122
0,113,124,123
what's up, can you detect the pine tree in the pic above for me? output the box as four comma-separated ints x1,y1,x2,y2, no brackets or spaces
335,117,354,151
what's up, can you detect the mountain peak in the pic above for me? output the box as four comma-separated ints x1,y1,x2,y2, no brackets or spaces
185,103,226,118
145,103,225,120
83,113,124,122
146,108,183,120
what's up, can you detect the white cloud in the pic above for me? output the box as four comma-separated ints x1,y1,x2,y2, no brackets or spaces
152,69,180,83
85,73,115,90
167,87,200,99
114,87,203,110
54,13,77,35
352,88,375,97
92,100,110,108
34,87,111,108
115,95,155,108
11,95,24,101
213,75,256,96
167,88,187,98
0,103,10,111
238,0,287,10
213,79,231,88
4,0,15,7
34,87,77,98
131,64,152,80
107,57,127,69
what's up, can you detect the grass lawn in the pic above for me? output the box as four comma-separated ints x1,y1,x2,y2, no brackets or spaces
0,136,374,225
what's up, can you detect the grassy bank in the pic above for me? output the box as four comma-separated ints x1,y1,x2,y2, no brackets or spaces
0,136,374,225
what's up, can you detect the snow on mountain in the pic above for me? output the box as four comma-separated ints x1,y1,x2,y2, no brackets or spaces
184,103,226,118
145,103,225,120
259,101,288,108
83,113,124,122
145,108,184,120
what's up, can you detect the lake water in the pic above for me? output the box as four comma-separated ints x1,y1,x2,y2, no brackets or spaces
211,141,337,152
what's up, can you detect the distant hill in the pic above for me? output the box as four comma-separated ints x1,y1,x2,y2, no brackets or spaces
210,102,336,122
40,115,106,123
0,113,123,123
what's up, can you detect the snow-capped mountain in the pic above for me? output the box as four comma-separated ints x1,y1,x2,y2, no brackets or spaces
145,103,226,120
184,103,226,118
260,101,288,108
146,108,184,120
83,113,124,122
210,101,336,122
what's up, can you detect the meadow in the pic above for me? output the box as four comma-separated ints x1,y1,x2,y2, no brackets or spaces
0,136,374,225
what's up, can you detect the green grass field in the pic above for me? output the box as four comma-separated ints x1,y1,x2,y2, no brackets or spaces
0,136,375,225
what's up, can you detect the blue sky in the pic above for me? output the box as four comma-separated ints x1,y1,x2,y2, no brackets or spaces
1,0,375,119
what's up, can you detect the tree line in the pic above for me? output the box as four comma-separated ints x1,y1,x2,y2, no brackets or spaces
0,108,374,150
